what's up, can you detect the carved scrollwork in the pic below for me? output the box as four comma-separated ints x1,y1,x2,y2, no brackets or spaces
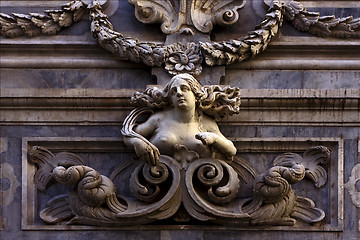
273,145,330,188
130,161,170,203
29,142,329,227
129,0,247,35
241,146,328,225
28,146,85,192
53,165,117,207
186,158,240,205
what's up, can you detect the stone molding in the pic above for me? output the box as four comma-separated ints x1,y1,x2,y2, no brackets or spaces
1,39,359,70
1,88,359,126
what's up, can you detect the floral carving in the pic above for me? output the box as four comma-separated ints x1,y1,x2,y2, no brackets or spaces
165,42,203,76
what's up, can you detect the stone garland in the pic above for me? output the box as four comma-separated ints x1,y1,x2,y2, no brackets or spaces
283,0,360,38
0,0,359,76
1,0,359,39
0,0,87,38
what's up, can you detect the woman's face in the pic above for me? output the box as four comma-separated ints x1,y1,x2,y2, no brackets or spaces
169,77,196,111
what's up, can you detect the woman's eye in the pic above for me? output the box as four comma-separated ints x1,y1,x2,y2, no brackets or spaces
182,86,190,91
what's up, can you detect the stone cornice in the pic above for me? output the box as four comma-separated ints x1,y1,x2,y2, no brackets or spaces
1,88,359,125
1,41,359,70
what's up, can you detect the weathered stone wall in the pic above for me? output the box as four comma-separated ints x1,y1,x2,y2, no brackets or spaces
1,1,359,239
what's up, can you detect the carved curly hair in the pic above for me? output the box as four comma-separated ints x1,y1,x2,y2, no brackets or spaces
131,73,241,119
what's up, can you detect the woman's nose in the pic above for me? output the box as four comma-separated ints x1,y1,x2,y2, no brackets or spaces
176,88,183,96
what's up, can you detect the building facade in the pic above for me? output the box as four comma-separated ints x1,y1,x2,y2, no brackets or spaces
1,0,360,239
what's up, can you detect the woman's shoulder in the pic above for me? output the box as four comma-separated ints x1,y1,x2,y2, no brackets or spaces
146,109,170,122
200,114,218,129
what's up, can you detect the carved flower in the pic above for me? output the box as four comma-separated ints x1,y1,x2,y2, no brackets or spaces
165,42,203,76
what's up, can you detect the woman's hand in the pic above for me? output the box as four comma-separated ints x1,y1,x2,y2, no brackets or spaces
196,132,236,161
133,139,160,166
195,132,220,145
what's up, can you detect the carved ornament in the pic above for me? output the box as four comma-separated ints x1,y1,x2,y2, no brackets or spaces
1,0,359,76
128,0,247,35
28,75,331,227
345,164,360,208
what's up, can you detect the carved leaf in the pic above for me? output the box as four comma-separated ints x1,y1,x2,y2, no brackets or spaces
304,11,321,25
45,10,63,22
40,194,74,224
12,13,40,37
330,17,354,38
0,13,24,37
284,0,304,21
55,152,85,168
274,146,330,188
302,146,330,188
292,13,311,31
106,193,127,213
280,0,360,39
349,17,360,31
290,196,325,223
59,12,73,27
28,146,56,192
30,13,61,35
63,0,85,12
73,8,86,22
248,190,297,226
28,147,85,192
273,152,303,168
229,157,258,184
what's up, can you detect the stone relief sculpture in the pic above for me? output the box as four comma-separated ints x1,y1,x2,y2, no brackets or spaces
29,74,330,226
0,0,347,228
1,0,359,75
128,0,247,35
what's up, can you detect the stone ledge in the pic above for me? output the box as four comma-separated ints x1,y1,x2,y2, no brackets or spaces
1,89,359,125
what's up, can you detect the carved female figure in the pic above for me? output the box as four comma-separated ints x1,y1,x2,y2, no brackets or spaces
31,74,327,226
123,73,241,166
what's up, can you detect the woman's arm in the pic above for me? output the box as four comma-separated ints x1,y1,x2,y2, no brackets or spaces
124,114,160,165
195,115,237,160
